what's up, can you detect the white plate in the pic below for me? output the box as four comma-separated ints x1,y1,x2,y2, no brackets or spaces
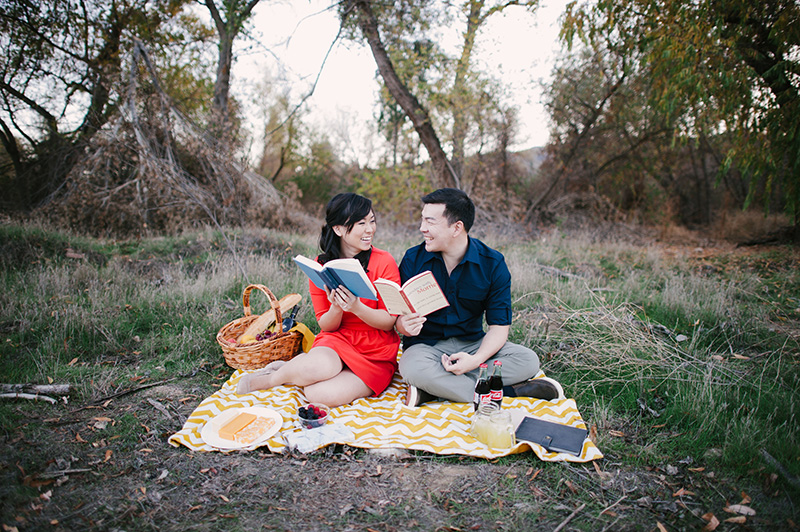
201,406,283,450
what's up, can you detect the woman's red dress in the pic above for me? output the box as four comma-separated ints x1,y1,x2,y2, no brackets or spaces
308,247,401,396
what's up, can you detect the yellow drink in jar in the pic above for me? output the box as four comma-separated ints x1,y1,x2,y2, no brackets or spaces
470,413,493,443
486,410,515,448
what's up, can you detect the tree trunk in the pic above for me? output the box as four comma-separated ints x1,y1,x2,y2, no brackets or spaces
349,0,460,189
205,0,260,139
451,0,484,181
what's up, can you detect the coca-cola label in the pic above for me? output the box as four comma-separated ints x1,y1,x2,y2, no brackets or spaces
479,393,492,404
490,389,502,402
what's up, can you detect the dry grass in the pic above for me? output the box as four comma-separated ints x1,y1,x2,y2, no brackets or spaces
1,222,798,531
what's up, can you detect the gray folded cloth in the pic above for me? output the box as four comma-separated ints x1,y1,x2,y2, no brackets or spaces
283,422,354,454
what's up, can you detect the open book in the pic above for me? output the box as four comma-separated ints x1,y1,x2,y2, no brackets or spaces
293,255,377,301
374,270,449,316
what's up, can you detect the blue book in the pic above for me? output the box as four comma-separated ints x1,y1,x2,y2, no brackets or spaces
293,255,377,301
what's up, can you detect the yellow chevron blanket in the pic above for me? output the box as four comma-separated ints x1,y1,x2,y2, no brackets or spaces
169,367,603,462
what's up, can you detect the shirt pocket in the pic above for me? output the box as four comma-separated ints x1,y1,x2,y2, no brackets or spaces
458,286,488,315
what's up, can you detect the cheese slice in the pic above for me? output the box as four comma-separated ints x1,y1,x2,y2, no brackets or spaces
234,416,277,444
218,412,256,441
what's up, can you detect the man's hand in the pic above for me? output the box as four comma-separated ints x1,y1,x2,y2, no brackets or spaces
441,351,479,375
396,312,426,336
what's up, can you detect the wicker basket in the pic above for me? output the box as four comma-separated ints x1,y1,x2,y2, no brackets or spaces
216,284,303,370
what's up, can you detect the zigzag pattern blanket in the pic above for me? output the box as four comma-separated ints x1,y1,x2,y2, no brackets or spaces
169,367,603,462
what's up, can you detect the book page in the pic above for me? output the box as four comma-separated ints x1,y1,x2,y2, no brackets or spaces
374,280,413,315
402,271,449,316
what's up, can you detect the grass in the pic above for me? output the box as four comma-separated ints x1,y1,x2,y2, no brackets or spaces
1,221,798,530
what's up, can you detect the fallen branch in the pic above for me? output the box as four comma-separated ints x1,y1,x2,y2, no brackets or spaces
535,263,584,280
553,502,586,532
0,392,57,404
1,383,71,395
760,449,800,490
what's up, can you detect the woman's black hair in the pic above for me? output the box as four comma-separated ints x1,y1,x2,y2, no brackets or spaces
318,193,373,265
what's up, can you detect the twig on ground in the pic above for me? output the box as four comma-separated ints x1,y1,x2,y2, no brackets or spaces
553,502,586,532
598,495,626,518
38,468,93,479
67,377,179,413
0,392,57,404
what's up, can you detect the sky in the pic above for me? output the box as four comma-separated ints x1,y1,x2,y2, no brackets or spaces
234,0,570,165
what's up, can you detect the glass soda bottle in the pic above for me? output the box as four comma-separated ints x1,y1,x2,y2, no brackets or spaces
282,305,300,332
489,360,503,408
473,363,490,411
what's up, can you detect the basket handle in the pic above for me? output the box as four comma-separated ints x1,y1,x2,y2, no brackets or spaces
242,284,283,326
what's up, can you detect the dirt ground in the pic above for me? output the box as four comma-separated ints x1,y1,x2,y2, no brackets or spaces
2,371,797,532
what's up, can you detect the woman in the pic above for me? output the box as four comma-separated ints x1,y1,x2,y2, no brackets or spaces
236,193,401,407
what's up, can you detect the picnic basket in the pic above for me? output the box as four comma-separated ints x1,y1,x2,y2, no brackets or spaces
216,284,303,370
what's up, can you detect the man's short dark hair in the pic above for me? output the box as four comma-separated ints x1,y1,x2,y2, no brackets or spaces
422,188,475,232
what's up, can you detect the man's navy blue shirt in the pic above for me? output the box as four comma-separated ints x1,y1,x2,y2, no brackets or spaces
399,237,512,349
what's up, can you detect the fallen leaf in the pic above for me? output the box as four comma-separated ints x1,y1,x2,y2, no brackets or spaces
47,377,54,384
104,450,112,462
673,487,695,497
701,512,720,531
740,491,751,504
724,516,747,524
688,467,706,472
733,354,750,360
188,505,202,512
725,504,755,516
711,355,724,362
139,448,153,453
608,430,625,437
68,357,79,366
589,424,598,442
220,495,229,502
50,520,58,525
564,480,577,494
656,522,668,532
75,433,87,443
139,486,146,495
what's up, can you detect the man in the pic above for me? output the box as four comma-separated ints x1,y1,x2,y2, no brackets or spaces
396,188,563,407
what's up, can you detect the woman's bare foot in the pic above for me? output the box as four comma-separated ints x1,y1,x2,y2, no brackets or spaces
234,360,286,394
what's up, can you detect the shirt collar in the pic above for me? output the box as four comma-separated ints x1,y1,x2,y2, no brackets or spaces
425,237,479,266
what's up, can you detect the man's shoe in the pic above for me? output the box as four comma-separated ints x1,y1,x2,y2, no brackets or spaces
511,377,564,401
404,384,437,407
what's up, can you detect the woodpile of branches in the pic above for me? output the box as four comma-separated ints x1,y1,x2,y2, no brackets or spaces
38,41,316,238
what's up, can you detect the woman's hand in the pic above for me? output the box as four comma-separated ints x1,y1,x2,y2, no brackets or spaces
330,286,359,313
